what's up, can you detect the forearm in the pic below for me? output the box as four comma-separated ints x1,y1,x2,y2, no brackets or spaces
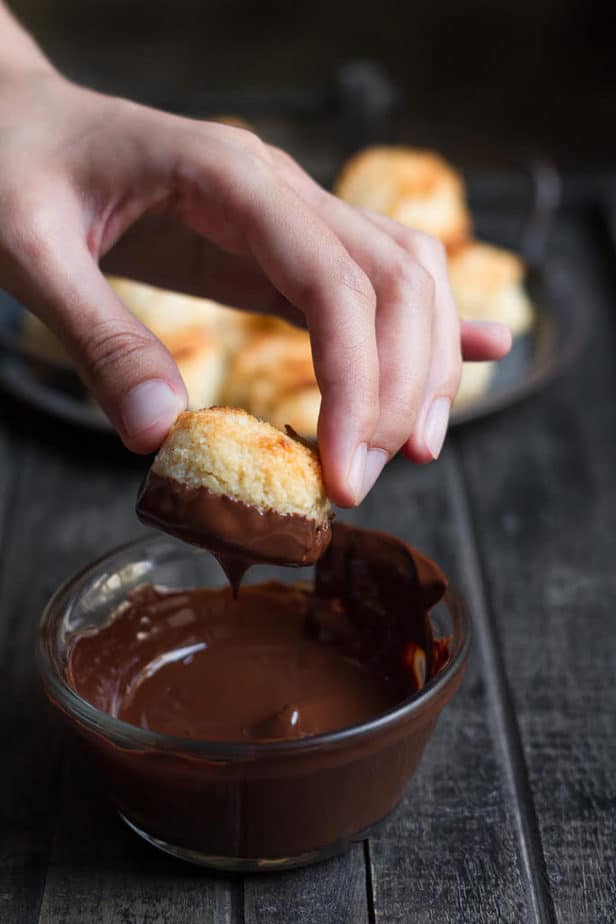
0,2,54,80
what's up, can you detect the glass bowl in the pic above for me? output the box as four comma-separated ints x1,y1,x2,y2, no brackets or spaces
38,534,470,872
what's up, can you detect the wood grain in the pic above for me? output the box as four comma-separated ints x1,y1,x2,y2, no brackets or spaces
458,219,616,923
0,427,65,924
0,423,242,924
243,845,368,924
349,461,532,924
37,746,238,924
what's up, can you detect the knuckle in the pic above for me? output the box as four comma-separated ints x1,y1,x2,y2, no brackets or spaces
396,227,423,254
379,247,436,308
414,230,447,264
268,145,296,169
339,261,377,315
380,250,412,301
1,192,54,263
303,255,376,322
83,319,155,378
232,127,269,159
400,259,435,307
20,205,56,261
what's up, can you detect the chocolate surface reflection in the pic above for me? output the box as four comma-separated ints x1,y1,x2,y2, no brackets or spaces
66,524,451,743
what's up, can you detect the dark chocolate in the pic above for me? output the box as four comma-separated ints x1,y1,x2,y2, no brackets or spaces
67,582,400,742
58,523,460,862
136,472,332,592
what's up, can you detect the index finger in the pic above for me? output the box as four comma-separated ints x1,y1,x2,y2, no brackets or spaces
164,128,381,505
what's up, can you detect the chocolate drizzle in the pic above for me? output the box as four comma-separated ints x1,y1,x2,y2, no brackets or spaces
314,522,449,680
136,472,332,594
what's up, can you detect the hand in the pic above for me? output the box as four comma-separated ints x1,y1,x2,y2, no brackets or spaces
0,66,510,506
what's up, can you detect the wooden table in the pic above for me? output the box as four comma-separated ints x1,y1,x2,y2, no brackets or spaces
1,198,616,923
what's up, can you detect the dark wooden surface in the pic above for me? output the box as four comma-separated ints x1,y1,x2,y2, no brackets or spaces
1,202,616,923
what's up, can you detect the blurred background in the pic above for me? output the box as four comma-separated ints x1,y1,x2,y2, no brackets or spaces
10,0,616,174
4,0,612,432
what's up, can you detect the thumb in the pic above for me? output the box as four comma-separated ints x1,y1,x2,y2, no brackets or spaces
21,241,187,452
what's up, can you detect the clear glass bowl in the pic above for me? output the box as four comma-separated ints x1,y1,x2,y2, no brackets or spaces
38,534,470,871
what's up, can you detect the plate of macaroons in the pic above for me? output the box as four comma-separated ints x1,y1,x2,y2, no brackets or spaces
0,145,585,436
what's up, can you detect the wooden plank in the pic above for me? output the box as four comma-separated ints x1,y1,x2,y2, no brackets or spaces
347,459,532,923
0,420,238,923
445,451,557,924
243,845,368,924
458,217,616,923
0,425,142,923
37,745,237,924
0,426,64,924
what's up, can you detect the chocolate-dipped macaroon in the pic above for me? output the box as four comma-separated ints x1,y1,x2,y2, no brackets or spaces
137,408,333,590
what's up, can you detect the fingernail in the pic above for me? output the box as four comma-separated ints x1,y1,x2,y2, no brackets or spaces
347,443,389,504
347,442,367,504
424,397,451,460
361,448,388,500
121,379,185,437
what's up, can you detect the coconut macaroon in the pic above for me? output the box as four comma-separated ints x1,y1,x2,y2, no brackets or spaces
223,327,320,435
136,408,333,583
158,326,226,411
334,146,471,250
454,361,495,409
107,275,258,354
269,386,321,440
448,241,534,337
107,276,260,409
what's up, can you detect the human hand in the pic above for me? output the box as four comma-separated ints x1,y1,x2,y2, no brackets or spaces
0,59,510,506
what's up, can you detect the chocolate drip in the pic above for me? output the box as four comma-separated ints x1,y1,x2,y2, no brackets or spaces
136,472,332,594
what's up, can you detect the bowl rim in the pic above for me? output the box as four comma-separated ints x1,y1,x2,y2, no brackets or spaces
38,533,471,758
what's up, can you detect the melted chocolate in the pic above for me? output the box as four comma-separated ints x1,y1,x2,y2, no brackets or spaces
57,523,461,862
67,583,399,741
136,472,332,592
67,523,449,744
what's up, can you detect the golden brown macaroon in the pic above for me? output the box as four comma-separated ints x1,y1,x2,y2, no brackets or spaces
268,386,321,440
136,408,332,582
448,241,534,337
161,326,226,411
453,361,495,410
106,275,258,353
107,275,259,408
334,146,471,250
223,327,320,436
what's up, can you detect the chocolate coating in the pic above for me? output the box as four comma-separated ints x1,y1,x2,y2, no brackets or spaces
136,472,332,590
